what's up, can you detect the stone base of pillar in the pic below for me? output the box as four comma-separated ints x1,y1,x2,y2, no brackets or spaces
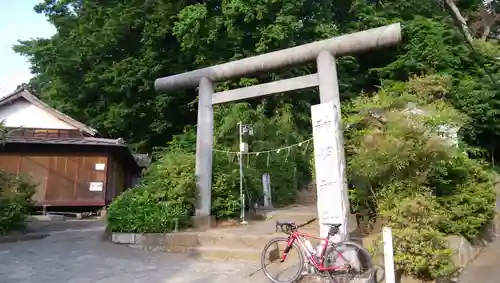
191,215,216,231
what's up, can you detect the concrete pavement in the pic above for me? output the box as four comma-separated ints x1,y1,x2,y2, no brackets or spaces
4,218,500,283
0,223,264,283
458,234,500,283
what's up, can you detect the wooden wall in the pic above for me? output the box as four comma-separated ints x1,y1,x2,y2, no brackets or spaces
0,154,109,206
106,156,126,203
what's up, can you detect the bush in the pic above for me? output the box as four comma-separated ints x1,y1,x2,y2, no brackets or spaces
107,150,197,233
392,227,454,280
432,155,496,240
345,75,496,280
108,101,314,228
379,194,455,280
0,171,36,234
211,155,243,218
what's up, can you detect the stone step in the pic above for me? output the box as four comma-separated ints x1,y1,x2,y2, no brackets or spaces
166,231,307,250
168,231,369,258
299,199,317,206
112,230,376,274
297,184,317,205
258,207,317,223
197,233,276,250
188,246,261,261
161,221,357,252
298,192,317,200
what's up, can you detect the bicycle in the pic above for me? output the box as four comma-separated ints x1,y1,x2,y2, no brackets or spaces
260,218,373,283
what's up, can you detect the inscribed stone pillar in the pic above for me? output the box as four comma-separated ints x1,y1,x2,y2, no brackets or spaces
314,51,350,241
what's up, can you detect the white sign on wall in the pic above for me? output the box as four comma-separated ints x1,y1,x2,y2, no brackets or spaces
89,182,104,192
95,163,106,171
311,101,349,241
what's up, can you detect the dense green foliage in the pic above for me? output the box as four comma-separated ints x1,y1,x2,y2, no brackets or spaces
16,1,500,158
0,172,36,234
346,75,496,279
108,103,312,228
211,103,312,210
107,150,197,233
14,0,500,280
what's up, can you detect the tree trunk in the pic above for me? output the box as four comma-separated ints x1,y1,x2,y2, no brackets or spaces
444,0,475,45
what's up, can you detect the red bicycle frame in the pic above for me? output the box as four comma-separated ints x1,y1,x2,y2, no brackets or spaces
281,230,350,272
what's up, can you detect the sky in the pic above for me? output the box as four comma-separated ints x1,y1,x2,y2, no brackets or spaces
0,1,55,97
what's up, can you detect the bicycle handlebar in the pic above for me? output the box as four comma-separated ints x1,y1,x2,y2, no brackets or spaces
275,218,317,234
297,218,317,228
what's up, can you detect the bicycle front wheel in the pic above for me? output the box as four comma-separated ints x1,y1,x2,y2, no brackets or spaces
261,237,304,283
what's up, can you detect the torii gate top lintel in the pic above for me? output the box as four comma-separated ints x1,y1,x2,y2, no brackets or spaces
154,23,402,92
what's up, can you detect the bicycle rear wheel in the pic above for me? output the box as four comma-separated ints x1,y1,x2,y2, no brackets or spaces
324,240,374,283
261,237,304,283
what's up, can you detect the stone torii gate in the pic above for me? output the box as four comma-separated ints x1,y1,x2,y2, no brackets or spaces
155,23,402,231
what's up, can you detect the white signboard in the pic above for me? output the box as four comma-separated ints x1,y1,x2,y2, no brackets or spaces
311,101,349,241
95,163,106,171
89,182,103,192
239,142,249,153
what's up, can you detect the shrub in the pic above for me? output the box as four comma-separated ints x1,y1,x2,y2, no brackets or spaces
211,155,243,218
107,150,197,233
431,155,497,240
380,194,455,280
0,171,36,234
392,227,454,280
344,75,496,280
108,99,314,227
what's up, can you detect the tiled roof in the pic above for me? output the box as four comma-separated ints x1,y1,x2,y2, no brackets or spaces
5,136,126,146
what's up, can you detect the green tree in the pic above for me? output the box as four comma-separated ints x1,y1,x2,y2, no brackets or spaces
16,0,500,158
13,0,383,151
15,0,198,151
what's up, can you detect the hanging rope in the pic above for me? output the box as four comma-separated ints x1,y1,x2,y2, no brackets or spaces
212,137,313,155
